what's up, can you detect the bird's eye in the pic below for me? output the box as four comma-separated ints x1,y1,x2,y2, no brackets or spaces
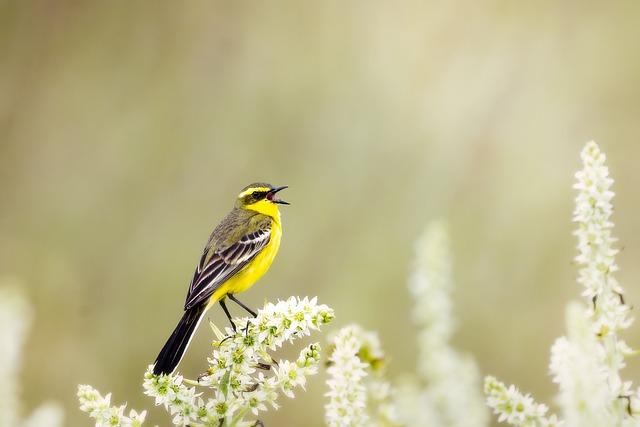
254,191,268,200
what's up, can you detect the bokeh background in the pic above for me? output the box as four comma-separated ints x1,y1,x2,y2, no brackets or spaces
1,2,640,425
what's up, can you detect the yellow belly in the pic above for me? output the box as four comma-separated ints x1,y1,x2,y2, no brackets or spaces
207,221,282,308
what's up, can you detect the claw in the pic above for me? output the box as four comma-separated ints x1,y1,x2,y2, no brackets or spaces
243,319,252,337
218,334,234,347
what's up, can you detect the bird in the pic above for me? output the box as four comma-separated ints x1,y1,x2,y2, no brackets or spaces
152,182,289,375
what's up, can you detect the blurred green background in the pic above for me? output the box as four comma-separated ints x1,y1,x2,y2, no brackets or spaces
2,2,640,425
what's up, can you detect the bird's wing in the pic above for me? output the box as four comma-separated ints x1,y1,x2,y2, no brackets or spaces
184,224,272,310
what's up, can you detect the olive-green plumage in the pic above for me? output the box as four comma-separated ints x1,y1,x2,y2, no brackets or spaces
198,209,272,276
153,182,288,375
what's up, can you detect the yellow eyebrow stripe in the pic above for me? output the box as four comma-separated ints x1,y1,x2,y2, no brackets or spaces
237,187,272,198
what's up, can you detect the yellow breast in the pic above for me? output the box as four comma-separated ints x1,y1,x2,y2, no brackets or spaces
209,220,282,304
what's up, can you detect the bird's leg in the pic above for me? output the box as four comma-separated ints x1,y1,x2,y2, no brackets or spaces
228,293,257,317
227,294,257,335
219,298,237,333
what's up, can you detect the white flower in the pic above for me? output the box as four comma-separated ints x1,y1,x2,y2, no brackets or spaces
325,324,401,427
80,297,331,426
77,384,147,427
549,303,610,427
139,296,332,426
484,377,560,427
486,141,640,426
398,223,487,427
325,325,370,427
573,142,631,338
563,141,635,422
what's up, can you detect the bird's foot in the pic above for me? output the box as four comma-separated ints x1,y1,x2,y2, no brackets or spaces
218,334,234,346
242,319,253,337
197,371,211,383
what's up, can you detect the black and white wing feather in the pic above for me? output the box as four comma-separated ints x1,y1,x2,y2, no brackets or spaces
184,227,271,310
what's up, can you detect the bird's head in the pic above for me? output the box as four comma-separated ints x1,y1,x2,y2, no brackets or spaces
235,182,289,218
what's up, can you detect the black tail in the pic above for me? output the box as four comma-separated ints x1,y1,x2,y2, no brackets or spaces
153,304,206,375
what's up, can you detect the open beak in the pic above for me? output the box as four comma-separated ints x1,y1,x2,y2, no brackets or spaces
269,186,290,205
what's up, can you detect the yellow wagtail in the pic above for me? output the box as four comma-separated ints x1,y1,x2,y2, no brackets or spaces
153,182,289,375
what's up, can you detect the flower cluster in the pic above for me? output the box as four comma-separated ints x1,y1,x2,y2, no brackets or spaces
79,296,333,427
485,141,640,426
324,223,487,427
193,296,332,425
548,303,610,427
396,223,487,427
143,343,322,426
572,141,633,382
77,385,146,427
484,377,560,427
0,282,64,427
325,325,371,427
547,141,637,424
325,324,401,427
574,142,620,298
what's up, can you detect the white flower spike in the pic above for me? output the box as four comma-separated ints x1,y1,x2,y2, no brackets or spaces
485,141,640,426
325,325,371,427
80,296,333,427
397,222,487,427
77,385,146,427
484,377,561,427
